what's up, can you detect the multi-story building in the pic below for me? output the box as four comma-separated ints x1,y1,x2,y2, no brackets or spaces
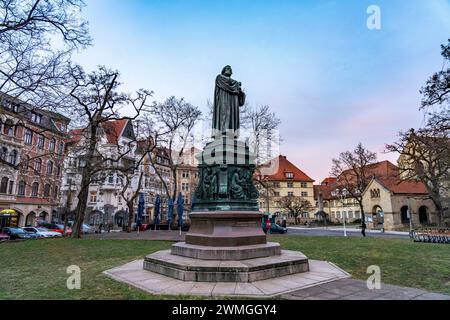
255,155,315,220
175,147,200,213
0,93,69,227
60,119,138,228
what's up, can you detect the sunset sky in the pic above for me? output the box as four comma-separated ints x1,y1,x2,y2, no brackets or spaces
74,0,450,181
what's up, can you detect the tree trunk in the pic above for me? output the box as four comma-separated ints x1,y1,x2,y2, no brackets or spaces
127,201,134,233
72,176,90,238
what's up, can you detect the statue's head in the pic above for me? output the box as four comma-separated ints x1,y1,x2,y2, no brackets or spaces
221,65,232,77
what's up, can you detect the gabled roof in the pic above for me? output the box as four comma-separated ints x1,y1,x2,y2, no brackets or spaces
258,155,315,182
102,119,128,144
372,177,428,195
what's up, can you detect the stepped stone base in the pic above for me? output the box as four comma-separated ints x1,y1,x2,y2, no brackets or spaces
143,249,309,283
171,242,281,260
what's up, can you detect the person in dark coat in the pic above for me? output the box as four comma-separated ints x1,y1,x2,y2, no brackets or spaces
361,222,367,237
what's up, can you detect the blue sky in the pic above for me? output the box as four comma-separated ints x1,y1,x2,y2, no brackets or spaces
74,0,450,181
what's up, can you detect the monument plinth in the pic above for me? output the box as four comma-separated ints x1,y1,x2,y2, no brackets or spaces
143,66,309,282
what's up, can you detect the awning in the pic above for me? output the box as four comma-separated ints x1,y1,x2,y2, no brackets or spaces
0,209,18,217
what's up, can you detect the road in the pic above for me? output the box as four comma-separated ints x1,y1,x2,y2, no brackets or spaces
281,227,410,239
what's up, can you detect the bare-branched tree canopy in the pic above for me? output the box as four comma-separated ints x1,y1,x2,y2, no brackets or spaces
64,65,153,238
331,143,378,225
387,39,450,226
138,96,202,202
278,195,312,225
0,0,91,105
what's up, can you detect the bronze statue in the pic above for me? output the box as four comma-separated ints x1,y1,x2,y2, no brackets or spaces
212,65,245,138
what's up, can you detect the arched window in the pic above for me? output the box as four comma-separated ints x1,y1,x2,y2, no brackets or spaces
43,184,51,197
46,160,53,175
0,147,7,160
22,155,30,172
49,138,56,152
9,150,17,165
53,185,59,199
0,177,8,194
58,141,64,155
34,159,42,173
56,164,61,177
31,182,39,197
401,206,409,223
18,181,26,196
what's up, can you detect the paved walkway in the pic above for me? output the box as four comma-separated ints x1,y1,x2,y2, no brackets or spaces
281,278,450,300
85,230,186,241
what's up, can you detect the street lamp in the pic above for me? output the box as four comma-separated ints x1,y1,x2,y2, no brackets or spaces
332,188,349,237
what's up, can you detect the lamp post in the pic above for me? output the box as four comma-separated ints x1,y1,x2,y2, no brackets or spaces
332,188,349,237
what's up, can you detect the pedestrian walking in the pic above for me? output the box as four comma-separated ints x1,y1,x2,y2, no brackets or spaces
361,222,367,237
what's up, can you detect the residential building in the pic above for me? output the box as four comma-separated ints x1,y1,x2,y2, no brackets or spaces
175,147,201,213
255,155,315,220
0,93,69,227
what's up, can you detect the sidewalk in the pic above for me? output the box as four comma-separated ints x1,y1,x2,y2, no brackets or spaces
288,226,409,236
86,230,187,241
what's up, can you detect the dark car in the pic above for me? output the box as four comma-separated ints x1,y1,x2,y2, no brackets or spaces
262,215,288,234
2,227,38,240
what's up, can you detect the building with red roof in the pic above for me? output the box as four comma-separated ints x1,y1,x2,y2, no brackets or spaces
255,155,315,219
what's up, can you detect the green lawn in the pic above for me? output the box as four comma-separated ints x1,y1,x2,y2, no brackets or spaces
0,236,449,300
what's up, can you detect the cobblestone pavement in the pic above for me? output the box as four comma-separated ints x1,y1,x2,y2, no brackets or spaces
85,230,186,241
281,278,450,300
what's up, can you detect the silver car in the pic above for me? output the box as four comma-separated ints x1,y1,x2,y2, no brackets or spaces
22,227,62,238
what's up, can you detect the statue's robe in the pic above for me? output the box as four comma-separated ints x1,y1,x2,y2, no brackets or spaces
212,74,245,137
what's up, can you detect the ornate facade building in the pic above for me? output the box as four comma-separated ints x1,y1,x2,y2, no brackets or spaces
0,93,69,227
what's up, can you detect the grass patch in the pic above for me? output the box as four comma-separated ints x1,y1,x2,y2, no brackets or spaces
271,235,450,295
0,236,449,299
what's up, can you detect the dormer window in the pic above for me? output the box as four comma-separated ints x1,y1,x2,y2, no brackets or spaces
285,172,294,179
31,112,42,124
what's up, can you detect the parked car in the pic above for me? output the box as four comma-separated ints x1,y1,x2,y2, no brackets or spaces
1,227,38,240
262,215,288,234
22,227,62,238
82,223,95,234
38,223,72,236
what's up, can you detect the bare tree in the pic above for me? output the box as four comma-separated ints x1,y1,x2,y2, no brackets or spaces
0,0,91,103
63,65,153,238
242,105,281,165
119,170,144,233
278,195,312,225
331,143,378,226
140,96,202,202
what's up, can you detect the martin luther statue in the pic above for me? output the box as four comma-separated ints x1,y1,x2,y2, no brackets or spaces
212,65,246,138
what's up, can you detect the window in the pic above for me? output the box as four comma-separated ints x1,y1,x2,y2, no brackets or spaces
18,181,26,196
53,185,58,199
34,159,42,173
49,138,56,152
58,141,64,155
0,147,6,160
46,161,53,175
31,182,39,197
44,184,51,197
285,172,294,179
56,164,61,177
301,192,308,197
182,170,190,178
37,135,45,149
182,183,189,192
24,129,33,145
288,192,294,197
31,112,42,124
90,192,97,203
273,182,280,188
9,150,17,165
287,182,294,188
274,192,280,197
3,121,13,136
0,177,8,193
108,175,114,184
301,182,307,188
22,155,30,172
